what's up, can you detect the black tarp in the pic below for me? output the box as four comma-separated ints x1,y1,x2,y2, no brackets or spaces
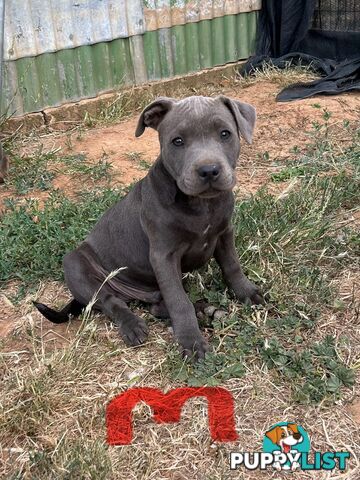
240,0,360,101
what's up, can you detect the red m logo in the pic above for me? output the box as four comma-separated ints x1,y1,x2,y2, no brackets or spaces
106,387,238,445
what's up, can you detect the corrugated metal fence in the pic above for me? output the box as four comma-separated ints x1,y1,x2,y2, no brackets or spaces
1,0,261,117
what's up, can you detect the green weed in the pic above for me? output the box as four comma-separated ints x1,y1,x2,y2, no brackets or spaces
138,159,152,170
3,150,113,195
125,151,152,170
272,111,360,182
25,439,112,480
271,165,309,182
168,303,355,404
60,153,113,181
7,150,57,194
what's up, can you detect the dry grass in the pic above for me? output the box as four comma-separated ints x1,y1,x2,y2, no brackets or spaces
237,62,319,89
1,306,359,479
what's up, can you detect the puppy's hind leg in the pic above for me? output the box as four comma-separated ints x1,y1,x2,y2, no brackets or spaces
100,294,148,346
64,243,149,346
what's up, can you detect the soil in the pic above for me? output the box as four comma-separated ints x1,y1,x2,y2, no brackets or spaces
0,296,18,337
348,398,360,425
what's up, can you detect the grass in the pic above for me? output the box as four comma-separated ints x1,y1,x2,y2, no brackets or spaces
3,149,113,195
238,61,319,88
0,317,116,478
60,153,113,181
81,80,228,127
83,90,155,127
0,188,123,288
6,150,57,194
125,151,153,171
271,109,360,182
0,100,359,478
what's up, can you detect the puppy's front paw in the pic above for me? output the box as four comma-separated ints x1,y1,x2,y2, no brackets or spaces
119,314,149,346
177,330,209,362
235,280,264,306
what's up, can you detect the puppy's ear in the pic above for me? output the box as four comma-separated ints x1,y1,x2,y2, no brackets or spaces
218,96,256,144
265,426,281,445
287,423,299,434
135,97,175,137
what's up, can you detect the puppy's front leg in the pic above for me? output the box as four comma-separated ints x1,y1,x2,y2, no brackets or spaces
150,248,209,360
214,228,264,305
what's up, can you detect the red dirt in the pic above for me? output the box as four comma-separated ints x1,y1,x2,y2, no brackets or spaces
3,79,359,201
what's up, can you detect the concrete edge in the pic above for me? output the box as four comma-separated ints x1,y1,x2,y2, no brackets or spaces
2,62,244,134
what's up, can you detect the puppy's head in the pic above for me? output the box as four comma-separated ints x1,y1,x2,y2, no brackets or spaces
265,424,303,453
135,95,256,198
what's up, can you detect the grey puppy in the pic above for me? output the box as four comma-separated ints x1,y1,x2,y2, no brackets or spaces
34,95,264,360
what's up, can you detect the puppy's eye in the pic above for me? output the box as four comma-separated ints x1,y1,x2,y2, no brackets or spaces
281,433,286,438
220,130,231,140
172,137,184,147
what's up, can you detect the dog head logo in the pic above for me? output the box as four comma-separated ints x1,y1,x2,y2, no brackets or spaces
266,423,304,453
263,422,310,471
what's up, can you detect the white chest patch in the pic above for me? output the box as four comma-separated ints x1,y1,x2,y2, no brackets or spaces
203,224,211,235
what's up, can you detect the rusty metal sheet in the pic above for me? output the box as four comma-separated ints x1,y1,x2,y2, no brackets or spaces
143,0,261,31
4,0,145,61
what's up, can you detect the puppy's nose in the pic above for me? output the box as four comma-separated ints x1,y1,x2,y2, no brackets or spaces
293,432,301,440
197,164,221,181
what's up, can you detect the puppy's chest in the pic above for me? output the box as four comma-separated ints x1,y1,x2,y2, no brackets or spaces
183,216,227,252
180,221,223,271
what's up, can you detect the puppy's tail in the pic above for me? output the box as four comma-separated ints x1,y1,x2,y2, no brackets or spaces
33,298,84,324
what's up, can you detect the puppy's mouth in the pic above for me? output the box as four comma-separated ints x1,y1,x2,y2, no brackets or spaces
282,444,291,454
178,177,236,198
197,187,223,198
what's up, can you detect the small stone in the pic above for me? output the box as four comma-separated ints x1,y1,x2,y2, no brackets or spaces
127,367,145,381
204,306,216,317
213,309,227,320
